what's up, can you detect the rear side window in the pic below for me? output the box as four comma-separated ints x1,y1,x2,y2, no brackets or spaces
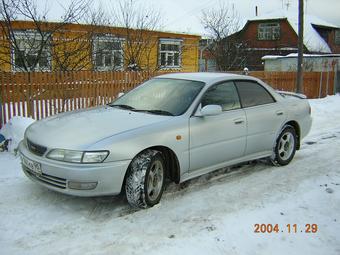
235,81,275,108
201,81,241,111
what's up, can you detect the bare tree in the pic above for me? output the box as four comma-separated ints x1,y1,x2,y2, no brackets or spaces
52,5,110,71
110,0,162,72
0,0,95,72
0,0,104,117
200,2,248,71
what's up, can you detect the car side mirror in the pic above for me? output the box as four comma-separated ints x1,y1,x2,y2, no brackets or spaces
199,105,222,116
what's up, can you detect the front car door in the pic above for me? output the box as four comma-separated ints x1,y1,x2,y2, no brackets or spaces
189,81,247,171
235,80,286,156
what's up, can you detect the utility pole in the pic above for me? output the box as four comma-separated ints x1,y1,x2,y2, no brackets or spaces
297,0,304,93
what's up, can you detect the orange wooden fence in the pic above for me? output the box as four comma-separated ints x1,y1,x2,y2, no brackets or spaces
0,70,166,127
249,71,335,98
0,70,336,127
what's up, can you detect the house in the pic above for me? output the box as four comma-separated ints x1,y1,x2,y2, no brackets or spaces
235,10,340,70
201,10,340,71
0,21,200,72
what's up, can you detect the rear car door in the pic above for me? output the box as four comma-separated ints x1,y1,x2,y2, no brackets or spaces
189,81,247,171
235,80,286,155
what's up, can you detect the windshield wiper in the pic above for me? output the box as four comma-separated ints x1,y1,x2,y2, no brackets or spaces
108,104,136,110
109,104,174,116
134,109,174,116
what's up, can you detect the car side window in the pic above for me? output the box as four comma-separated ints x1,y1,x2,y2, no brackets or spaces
235,81,275,108
201,81,241,111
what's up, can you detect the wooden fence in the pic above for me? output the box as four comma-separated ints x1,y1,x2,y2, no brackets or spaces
0,70,337,127
249,71,335,99
0,70,164,127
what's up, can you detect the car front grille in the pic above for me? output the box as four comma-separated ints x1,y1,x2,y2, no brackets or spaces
23,165,67,189
27,139,47,156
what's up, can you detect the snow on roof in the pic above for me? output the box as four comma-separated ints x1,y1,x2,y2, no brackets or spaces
248,10,339,53
262,53,340,60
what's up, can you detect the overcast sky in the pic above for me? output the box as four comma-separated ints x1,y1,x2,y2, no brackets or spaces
47,0,340,35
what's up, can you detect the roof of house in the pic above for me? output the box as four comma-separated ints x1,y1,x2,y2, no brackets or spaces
245,10,339,53
5,20,201,39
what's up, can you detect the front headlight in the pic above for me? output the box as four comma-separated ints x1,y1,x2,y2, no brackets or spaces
46,149,109,163
47,149,83,163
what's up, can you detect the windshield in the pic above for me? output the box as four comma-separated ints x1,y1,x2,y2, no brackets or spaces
109,78,205,116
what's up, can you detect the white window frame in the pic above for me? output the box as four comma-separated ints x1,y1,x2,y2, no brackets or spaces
258,23,281,41
93,35,125,71
11,30,52,72
159,38,182,69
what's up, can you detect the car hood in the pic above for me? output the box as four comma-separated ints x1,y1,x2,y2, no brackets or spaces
25,106,172,150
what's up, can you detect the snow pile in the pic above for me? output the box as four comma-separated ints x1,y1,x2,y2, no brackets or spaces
0,116,34,152
308,95,340,138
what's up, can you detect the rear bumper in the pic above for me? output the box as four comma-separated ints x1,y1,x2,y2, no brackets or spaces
18,141,131,196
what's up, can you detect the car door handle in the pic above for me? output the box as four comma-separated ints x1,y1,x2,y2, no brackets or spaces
276,111,284,116
233,118,244,125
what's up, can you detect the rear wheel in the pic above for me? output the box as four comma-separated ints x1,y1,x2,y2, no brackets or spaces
125,149,165,208
272,126,297,166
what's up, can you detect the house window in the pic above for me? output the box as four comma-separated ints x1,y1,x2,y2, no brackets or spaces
159,39,182,68
12,31,51,72
93,35,124,71
258,23,280,40
335,29,340,45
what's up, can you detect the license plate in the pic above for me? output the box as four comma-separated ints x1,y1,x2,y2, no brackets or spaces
21,155,42,175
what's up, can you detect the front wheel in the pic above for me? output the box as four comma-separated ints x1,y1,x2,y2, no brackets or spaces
272,126,297,166
125,149,166,208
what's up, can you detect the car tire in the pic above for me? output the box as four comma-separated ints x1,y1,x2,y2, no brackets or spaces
272,126,297,166
125,149,166,208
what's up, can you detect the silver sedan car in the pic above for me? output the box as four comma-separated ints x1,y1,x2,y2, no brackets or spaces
19,73,312,208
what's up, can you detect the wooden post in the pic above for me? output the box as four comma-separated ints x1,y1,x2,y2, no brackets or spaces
297,0,304,93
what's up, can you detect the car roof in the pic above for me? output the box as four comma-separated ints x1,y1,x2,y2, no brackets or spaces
155,72,254,84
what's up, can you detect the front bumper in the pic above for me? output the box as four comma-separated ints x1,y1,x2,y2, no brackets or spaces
18,141,131,196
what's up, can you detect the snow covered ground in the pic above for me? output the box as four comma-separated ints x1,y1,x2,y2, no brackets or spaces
0,96,340,255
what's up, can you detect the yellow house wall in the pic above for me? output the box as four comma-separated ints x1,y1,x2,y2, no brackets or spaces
0,25,11,72
0,21,200,72
52,30,92,70
182,37,199,72
0,39,11,72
